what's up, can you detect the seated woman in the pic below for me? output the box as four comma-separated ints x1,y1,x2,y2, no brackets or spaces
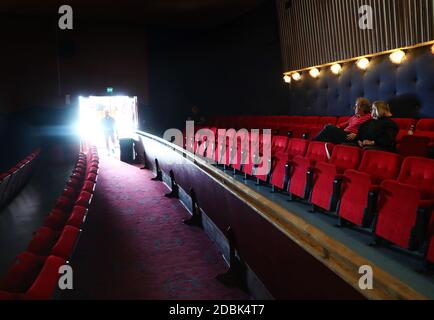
356,101,399,151
312,97,372,144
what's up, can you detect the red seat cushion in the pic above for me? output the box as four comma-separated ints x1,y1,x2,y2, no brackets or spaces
75,191,93,208
310,145,362,211
270,152,292,189
51,226,81,259
81,181,96,193
375,180,421,249
66,206,87,228
86,173,97,182
288,142,334,199
24,256,67,300
43,209,68,231
62,187,77,200
0,252,46,293
27,227,60,256
66,177,81,189
339,170,376,226
54,196,72,212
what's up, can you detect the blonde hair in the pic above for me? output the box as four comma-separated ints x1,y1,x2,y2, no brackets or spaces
373,101,392,118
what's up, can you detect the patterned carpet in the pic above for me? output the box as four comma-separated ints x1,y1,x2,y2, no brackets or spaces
60,156,249,300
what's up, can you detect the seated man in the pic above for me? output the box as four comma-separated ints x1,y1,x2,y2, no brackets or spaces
312,97,372,144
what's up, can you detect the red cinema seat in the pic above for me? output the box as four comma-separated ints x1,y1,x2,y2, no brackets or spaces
253,134,273,182
54,196,72,212
271,136,289,155
290,116,319,139
414,119,434,141
51,226,81,259
310,145,363,212
24,256,67,300
0,290,20,300
86,173,98,182
0,252,46,293
75,191,93,208
43,209,69,231
62,187,77,201
311,117,338,138
392,118,417,142
66,177,81,190
82,180,96,193
231,130,250,171
374,157,434,250
66,206,88,229
27,227,61,256
338,150,402,228
397,135,430,157
288,142,334,200
270,139,309,190
242,132,261,176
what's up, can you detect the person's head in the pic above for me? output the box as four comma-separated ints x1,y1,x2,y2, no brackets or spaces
354,97,371,116
105,110,110,117
372,101,392,119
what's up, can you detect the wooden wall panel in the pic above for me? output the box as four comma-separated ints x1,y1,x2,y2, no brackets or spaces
277,0,434,71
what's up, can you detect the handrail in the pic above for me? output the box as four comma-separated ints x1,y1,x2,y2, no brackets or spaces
136,130,427,300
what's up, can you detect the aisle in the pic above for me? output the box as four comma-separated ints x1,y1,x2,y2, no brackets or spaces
62,156,249,300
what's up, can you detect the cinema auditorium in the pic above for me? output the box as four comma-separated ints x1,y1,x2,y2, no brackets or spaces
1,0,434,301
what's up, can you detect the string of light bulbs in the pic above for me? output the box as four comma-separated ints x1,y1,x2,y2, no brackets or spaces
283,42,434,83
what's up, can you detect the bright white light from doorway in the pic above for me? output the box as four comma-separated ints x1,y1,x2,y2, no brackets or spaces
79,95,138,150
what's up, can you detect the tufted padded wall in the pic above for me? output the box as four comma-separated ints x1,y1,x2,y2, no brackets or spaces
288,46,434,118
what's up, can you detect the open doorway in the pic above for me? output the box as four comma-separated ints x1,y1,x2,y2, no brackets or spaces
79,96,138,157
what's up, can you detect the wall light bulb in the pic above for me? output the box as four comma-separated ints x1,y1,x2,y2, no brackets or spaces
330,64,342,75
389,50,406,64
309,68,320,78
283,75,292,83
292,72,301,81
356,58,370,70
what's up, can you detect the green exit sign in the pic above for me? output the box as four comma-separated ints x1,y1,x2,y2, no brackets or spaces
106,87,114,93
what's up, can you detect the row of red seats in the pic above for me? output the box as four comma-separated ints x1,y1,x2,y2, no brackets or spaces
0,146,99,300
204,132,434,266
207,115,434,145
0,149,41,210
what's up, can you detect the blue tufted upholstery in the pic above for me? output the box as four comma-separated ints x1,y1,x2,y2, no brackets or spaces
289,46,434,118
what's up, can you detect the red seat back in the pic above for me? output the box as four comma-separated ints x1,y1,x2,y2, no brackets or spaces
329,145,363,172
305,142,334,163
357,150,402,184
397,157,434,200
286,139,308,158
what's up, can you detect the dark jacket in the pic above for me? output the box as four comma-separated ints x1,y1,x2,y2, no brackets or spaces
356,117,399,151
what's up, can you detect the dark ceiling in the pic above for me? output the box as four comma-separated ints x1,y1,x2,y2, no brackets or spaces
0,0,266,26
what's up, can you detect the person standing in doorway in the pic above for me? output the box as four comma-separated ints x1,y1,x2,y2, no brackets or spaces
101,110,117,155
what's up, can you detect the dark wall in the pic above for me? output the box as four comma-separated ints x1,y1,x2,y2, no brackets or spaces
0,15,148,112
0,14,149,167
146,0,288,135
288,46,434,118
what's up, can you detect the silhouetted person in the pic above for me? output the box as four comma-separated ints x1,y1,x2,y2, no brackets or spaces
188,105,206,126
101,110,117,155
313,97,372,144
